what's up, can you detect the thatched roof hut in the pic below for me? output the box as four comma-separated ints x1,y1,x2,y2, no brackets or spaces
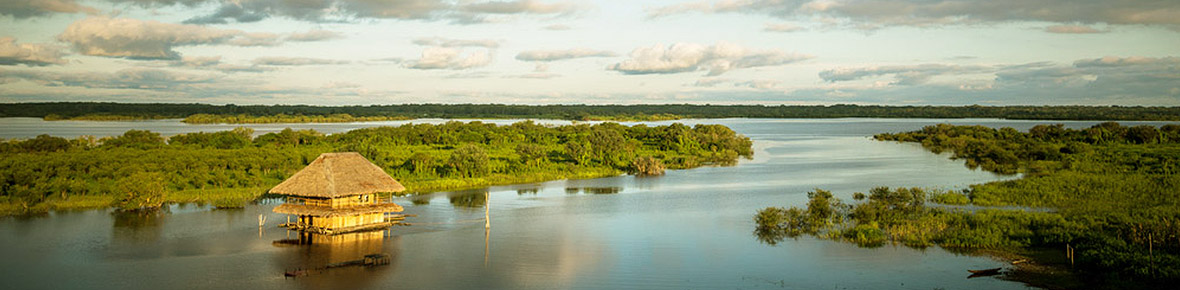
269,152,405,198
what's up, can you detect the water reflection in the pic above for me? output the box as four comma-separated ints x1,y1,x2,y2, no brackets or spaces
273,230,399,289
752,226,801,246
563,187,623,195
111,209,168,244
409,195,431,205
448,190,488,209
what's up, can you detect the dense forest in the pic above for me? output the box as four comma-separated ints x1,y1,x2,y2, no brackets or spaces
4,102,1180,122
757,123,1179,288
0,121,752,215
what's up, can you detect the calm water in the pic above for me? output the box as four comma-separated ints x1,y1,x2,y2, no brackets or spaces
4,118,1176,289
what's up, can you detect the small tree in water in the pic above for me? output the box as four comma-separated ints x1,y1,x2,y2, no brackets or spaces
630,156,666,176
116,172,167,210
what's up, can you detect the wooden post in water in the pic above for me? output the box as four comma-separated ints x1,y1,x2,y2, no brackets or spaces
485,191,490,229
485,190,490,267
1150,232,1154,277
1067,244,1074,267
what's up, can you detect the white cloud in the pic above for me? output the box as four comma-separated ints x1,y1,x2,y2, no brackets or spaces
181,1,268,24
57,17,264,59
412,37,501,48
510,72,561,79
648,0,1180,29
252,57,351,66
1073,56,1180,67
820,64,995,85
764,23,805,33
608,42,812,76
515,48,616,61
542,24,571,30
408,37,498,70
735,80,780,89
1,67,219,90
227,32,282,47
168,0,585,24
692,77,731,87
56,17,343,60
322,81,362,89
166,56,273,73
410,47,493,70
460,0,578,14
286,30,345,42
1045,25,1106,34
0,37,67,66
0,0,97,19
808,56,1180,104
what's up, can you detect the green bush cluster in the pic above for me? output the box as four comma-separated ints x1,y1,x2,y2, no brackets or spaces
785,122,1180,286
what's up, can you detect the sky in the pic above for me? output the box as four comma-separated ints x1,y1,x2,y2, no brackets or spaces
0,0,1178,106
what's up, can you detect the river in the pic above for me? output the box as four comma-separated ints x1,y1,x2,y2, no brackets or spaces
3,118,1175,289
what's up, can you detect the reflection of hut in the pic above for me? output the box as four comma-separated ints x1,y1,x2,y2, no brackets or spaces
273,231,399,286
277,230,389,264
271,152,405,235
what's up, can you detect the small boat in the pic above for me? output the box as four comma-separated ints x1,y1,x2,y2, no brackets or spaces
967,267,1002,278
968,268,1002,274
284,269,310,277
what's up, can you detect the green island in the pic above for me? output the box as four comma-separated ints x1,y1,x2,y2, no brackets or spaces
755,123,1180,288
5,102,1180,123
182,113,414,124
0,121,752,216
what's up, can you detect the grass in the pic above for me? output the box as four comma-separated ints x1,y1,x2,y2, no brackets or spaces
0,195,116,216
167,187,270,208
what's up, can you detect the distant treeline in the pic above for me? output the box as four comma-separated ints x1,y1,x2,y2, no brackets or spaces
3,102,1180,121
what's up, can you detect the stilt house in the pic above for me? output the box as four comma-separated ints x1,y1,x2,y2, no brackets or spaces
271,152,405,235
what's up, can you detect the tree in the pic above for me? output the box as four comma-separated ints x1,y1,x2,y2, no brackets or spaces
116,172,167,210
630,156,665,175
103,130,163,149
404,152,436,175
1029,124,1066,141
447,144,489,178
515,143,546,166
1126,125,1160,144
564,142,590,165
806,189,836,224
20,134,71,153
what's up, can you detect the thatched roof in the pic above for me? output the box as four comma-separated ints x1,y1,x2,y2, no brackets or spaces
269,152,405,198
273,203,404,217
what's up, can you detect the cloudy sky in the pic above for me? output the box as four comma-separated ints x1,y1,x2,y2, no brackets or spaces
1,0,1178,105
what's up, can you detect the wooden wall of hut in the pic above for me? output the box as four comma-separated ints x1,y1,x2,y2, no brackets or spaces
310,213,384,229
287,194,378,208
327,194,377,208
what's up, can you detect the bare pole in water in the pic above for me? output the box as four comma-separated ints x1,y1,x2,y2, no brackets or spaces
485,190,490,267
485,191,490,229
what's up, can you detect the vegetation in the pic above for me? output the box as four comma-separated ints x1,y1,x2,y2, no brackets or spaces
0,121,752,215
44,114,170,121
4,102,1180,122
757,122,1180,288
